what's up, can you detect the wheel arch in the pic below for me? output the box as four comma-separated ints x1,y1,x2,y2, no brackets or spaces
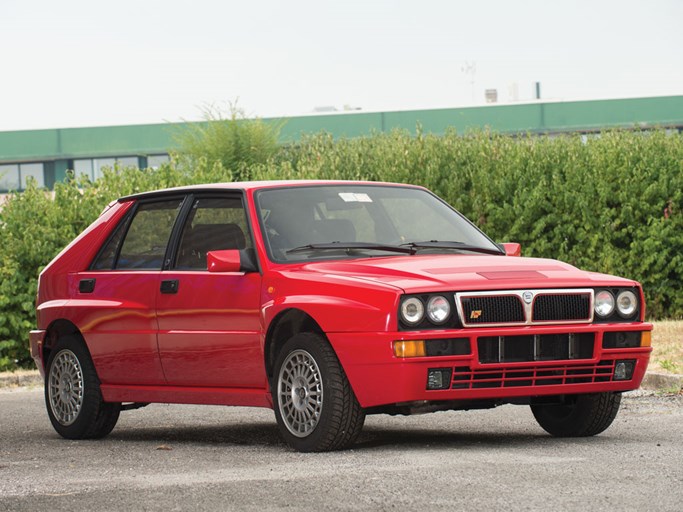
42,319,86,372
264,308,326,380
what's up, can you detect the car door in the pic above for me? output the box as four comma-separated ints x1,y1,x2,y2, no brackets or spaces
155,194,265,388
76,197,185,386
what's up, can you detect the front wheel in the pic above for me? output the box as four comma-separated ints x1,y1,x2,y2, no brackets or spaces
45,335,121,439
272,333,365,452
531,392,622,437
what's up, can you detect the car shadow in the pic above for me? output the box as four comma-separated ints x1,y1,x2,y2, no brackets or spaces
108,421,285,448
103,419,610,452
356,426,549,450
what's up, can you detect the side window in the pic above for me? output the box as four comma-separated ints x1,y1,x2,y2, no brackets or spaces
175,197,252,270
92,199,183,270
91,216,128,270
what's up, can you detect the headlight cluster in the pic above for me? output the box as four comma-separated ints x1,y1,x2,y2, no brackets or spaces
400,295,452,327
400,297,425,325
594,289,639,320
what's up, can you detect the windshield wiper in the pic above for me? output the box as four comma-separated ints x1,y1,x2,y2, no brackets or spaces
286,242,416,255
399,240,504,256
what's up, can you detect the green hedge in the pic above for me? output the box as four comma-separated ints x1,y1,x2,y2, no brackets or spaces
1,129,681,370
266,129,682,318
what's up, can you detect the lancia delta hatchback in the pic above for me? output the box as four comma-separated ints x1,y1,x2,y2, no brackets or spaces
30,181,652,452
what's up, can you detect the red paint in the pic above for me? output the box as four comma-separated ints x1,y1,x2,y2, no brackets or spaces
32,181,653,413
207,249,241,273
156,270,265,388
502,242,522,257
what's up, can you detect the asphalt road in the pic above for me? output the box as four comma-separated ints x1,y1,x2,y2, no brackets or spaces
1,388,681,512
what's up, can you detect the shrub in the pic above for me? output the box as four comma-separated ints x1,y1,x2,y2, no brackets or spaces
257,129,683,318
173,103,283,181
1,128,681,371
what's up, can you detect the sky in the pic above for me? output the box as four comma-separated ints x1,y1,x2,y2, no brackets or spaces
1,0,682,131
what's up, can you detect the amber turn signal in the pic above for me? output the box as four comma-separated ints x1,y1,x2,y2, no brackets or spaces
641,331,652,347
393,340,426,358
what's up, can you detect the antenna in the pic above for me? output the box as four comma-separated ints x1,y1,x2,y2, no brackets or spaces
461,61,477,103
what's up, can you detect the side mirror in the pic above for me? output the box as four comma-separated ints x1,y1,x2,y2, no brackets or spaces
207,250,242,273
501,243,521,257
207,249,259,273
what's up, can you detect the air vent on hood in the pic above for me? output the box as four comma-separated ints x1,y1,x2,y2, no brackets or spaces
477,271,547,280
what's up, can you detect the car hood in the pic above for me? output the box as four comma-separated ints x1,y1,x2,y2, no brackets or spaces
295,254,637,294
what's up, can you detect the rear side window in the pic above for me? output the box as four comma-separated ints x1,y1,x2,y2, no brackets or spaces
91,217,128,270
92,199,183,270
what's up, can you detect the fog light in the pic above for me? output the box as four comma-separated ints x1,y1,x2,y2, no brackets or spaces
614,360,636,381
427,368,452,390
603,331,641,349
425,338,471,356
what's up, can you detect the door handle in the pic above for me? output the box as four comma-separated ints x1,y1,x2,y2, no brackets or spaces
79,278,96,293
160,279,179,294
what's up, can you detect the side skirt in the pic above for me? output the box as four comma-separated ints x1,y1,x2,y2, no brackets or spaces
101,384,272,408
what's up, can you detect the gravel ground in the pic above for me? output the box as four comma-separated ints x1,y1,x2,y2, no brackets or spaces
1,387,681,512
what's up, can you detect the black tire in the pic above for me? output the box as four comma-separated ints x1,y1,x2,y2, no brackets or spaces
531,392,622,437
44,335,121,439
272,332,365,452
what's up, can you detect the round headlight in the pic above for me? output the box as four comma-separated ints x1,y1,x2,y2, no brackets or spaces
401,297,425,325
616,290,638,318
427,295,451,324
595,290,615,318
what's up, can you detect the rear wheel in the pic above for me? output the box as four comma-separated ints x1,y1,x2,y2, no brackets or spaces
45,335,120,439
272,333,365,452
531,392,621,437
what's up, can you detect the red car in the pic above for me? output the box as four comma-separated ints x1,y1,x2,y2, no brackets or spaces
30,181,652,452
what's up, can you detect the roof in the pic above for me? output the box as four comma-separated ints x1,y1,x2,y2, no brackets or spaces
118,179,420,201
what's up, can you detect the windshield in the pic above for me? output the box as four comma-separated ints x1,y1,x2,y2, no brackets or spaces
255,184,502,262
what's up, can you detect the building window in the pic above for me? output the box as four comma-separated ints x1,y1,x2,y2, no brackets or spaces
93,158,116,180
0,164,20,191
117,156,139,168
148,154,170,169
0,164,19,191
20,163,45,188
0,163,45,191
74,159,94,180
74,157,141,181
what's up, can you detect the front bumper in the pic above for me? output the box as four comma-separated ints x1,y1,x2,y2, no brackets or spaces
329,323,652,408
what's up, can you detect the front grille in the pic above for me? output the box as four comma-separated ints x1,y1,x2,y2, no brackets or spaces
460,296,525,324
477,333,595,363
533,294,591,322
456,289,594,326
451,360,615,389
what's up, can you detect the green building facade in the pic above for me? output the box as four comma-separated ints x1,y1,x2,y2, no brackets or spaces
1,95,682,192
